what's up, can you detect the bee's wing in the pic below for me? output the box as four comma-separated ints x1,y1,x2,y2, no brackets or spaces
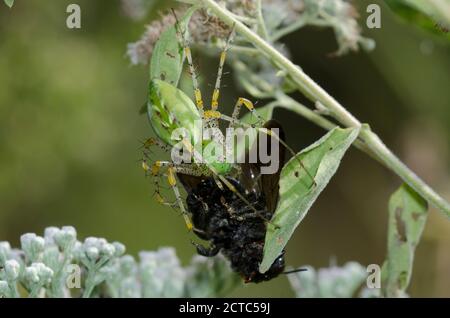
240,119,286,214
177,173,204,193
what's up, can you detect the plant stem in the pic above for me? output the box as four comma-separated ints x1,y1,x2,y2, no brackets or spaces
82,271,96,298
256,0,269,40
359,128,450,214
7,281,20,298
196,43,259,56
194,0,450,216
276,93,380,162
199,0,360,127
271,16,309,41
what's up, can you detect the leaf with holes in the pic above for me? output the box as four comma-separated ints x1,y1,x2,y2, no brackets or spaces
260,127,360,273
385,0,450,39
149,6,197,86
382,184,428,297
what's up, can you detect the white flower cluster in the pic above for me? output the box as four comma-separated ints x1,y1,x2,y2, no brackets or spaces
0,226,239,298
287,261,368,298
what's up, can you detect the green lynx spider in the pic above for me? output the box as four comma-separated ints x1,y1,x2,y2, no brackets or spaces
142,13,315,231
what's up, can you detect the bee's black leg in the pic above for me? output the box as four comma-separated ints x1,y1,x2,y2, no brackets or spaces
191,241,220,257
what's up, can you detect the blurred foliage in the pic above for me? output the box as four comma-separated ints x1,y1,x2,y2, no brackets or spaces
3,0,14,9
288,262,367,297
385,0,450,39
0,0,449,297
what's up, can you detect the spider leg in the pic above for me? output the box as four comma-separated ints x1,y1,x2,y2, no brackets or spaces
209,27,235,125
219,102,317,187
172,11,227,157
142,137,180,205
172,10,204,118
150,160,205,231
221,97,265,162
203,29,236,160
180,138,263,220
229,97,265,128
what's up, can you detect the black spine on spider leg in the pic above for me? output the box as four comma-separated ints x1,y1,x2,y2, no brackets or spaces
178,120,288,283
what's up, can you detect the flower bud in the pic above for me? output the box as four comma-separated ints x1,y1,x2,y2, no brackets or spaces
4,259,20,281
112,242,126,257
44,227,60,245
55,226,77,250
0,241,11,264
100,243,115,258
24,266,40,284
21,233,45,261
86,247,99,261
34,263,54,284
0,280,9,297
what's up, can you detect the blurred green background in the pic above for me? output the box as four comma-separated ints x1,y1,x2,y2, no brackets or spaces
1,0,449,297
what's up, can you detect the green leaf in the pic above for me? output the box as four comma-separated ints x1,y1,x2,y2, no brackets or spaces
385,0,450,39
4,0,14,8
149,6,197,86
260,126,360,273
382,184,428,297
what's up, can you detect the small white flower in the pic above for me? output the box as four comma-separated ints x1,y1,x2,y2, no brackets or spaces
21,233,45,259
20,233,37,250
83,237,99,248
0,241,11,263
112,242,126,257
54,226,77,250
4,259,21,281
44,227,60,245
120,255,136,276
0,280,9,296
100,243,116,258
86,247,99,261
72,241,83,261
32,263,54,284
61,226,77,239
24,266,40,284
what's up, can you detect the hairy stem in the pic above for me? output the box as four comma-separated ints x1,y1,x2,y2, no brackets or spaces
255,0,269,39
276,93,379,162
196,43,259,56
271,16,309,41
193,0,450,216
